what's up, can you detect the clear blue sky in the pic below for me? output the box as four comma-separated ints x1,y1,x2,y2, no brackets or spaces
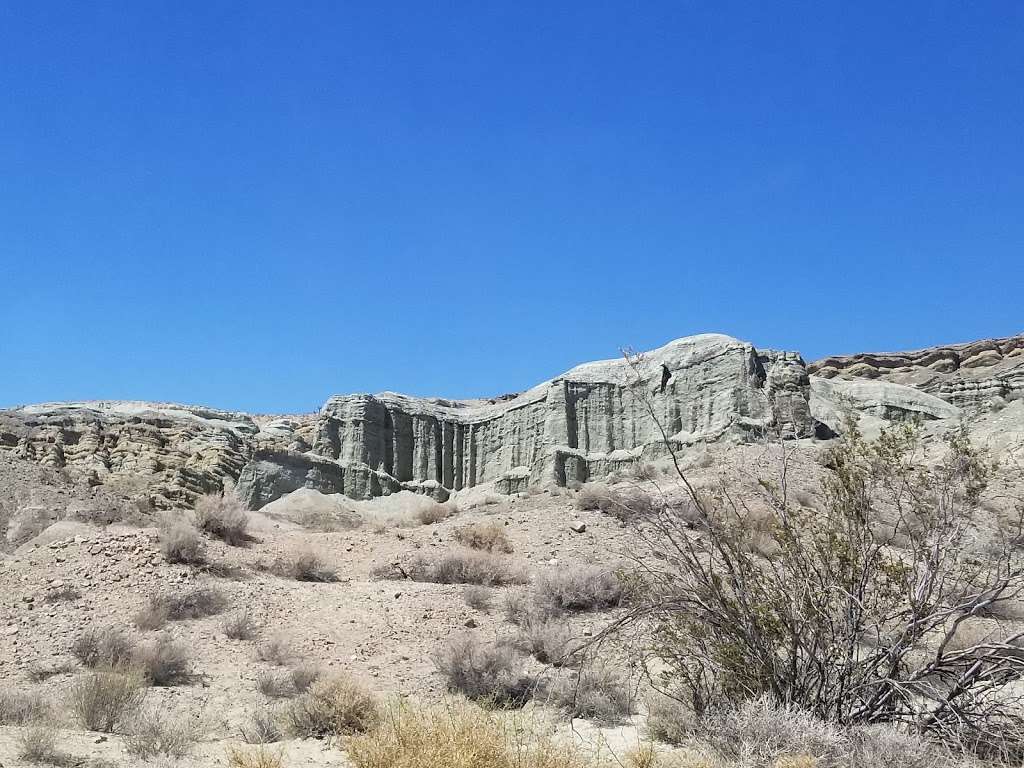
2,2,1021,413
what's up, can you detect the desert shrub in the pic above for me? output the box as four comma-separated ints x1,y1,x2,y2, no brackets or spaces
17,723,61,764
71,626,136,669
347,700,587,768
70,668,147,732
257,669,296,699
124,704,203,759
240,708,284,744
514,619,576,666
135,585,228,629
534,565,624,614
160,523,207,564
44,583,81,602
616,403,1021,755
0,689,50,725
697,698,845,766
502,588,539,626
132,634,191,685
195,493,250,545
847,724,951,768
228,744,286,768
133,600,169,630
454,521,514,553
224,610,260,640
415,501,453,525
548,666,634,725
405,549,528,586
281,673,378,737
645,689,694,746
575,483,654,522
575,483,653,521
462,585,493,611
432,635,534,707
257,634,295,666
272,547,338,582
290,663,323,693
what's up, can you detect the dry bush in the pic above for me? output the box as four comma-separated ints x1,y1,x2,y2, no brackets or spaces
281,673,378,737
70,668,147,732
0,689,50,725
44,583,81,603
256,663,321,699
290,663,323,693
548,665,634,725
534,565,624,614
415,501,453,525
17,723,61,764
462,585,493,611
645,690,694,746
502,588,536,626
617,415,1024,756
514,619,576,666
228,744,286,768
135,585,228,629
432,635,534,707
124,704,203,759
257,634,295,666
576,483,654,521
454,521,514,553
160,522,207,564
405,549,529,586
347,699,587,768
71,626,136,668
257,669,297,699
271,547,338,582
195,493,250,545
698,698,846,767
240,708,284,744
224,610,261,640
132,634,191,686
133,600,169,631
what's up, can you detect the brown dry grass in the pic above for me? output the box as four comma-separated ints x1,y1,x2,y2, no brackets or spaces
227,745,286,768
347,700,587,768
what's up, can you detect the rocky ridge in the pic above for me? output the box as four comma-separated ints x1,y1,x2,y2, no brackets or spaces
1,332,1020,511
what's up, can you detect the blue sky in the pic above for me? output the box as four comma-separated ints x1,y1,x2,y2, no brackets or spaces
1,2,1022,413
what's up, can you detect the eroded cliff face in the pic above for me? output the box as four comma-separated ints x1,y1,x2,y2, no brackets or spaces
293,334,816,507
0,402,261,508
809,334,1024,409
0,334,818,508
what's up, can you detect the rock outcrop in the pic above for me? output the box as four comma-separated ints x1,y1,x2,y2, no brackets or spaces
809,334,1024,409
0,401,260,508
0,334,817,508
261,334,815,508
12,331,1018,510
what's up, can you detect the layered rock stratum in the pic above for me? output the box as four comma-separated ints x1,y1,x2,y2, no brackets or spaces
2,332,1021,510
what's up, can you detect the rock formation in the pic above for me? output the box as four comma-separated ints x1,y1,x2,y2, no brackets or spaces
809,334,1024,409
2,331,1019,510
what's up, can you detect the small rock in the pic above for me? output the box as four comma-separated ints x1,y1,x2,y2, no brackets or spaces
569,521,587,533
464,618,478,629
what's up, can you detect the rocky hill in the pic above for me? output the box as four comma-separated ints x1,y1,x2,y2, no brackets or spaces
2,332,1021,511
